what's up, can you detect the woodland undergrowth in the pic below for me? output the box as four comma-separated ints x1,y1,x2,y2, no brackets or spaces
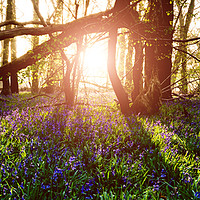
0,93,200,199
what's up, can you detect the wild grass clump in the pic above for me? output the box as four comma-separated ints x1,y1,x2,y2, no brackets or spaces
0,95,200,199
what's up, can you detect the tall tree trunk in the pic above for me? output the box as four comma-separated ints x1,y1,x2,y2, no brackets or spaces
118,31,126,79
158,0,173,99
31,0,39,94
177,0,195,94
145,41,157,88
1,37,10,95
1,0,13,95
107,28,130,115
10,0,18,94
55,0,63,23
132,41,143,102
63,57,74,107
69,1,81,105
11,37,18,94
145,0,173,100
125,33,134,85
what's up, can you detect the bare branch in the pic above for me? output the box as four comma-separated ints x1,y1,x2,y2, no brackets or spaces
173,0,187,31
173,46,200,62
0,20,51,27
31,0,47,27
0,24,66,40
80,80,112,90
19,94,54,102
173,37,200,43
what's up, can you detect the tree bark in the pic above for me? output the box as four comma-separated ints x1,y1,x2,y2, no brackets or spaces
107,28,130,115
176,0,195,94
1,37,10,96
118,31,126,79
1,0,13,95
11,37,19,94
132,41,143,102
63,57,74,107
145,0,173,100
10,0,18,94
31,0,39,94
158,0,173,99
125,33,134,85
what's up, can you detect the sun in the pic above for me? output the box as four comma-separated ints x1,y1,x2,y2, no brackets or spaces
83,40,108,85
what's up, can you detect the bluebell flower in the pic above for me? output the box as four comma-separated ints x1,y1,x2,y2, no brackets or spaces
161,169,166,178
32,178,36,183
195,192,200,198
20,182,24,189
85,196,93,199
41,183,46,189
153,183,159,191
81,185,85,194
2,167,5,173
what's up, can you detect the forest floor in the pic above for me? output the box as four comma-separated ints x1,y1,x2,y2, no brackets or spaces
0,93,200,199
